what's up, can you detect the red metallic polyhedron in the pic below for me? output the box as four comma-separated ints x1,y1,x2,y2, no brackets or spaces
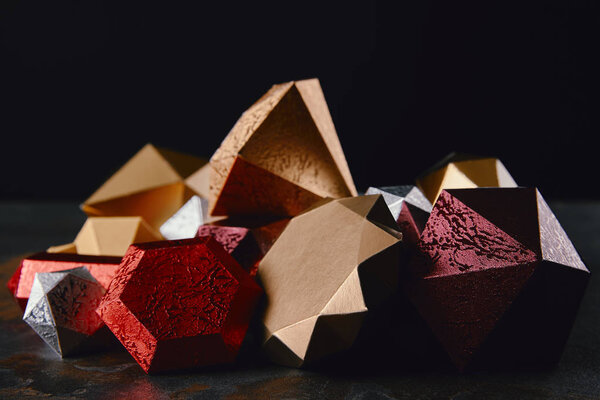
7,252,121,311
97,236,263,374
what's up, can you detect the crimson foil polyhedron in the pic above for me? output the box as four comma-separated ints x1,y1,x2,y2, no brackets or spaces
97,236,263,374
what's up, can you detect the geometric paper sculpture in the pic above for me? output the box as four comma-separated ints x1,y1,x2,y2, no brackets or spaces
160,195,209,240
97,237,263,373
47,216,162,257
365,185,431,247
209,78,357,217
23,267,107,357
259,195,402,367
405,188,590,370
416,153,517,203
196,225,262,276
81,143,207,230
7,252,121,311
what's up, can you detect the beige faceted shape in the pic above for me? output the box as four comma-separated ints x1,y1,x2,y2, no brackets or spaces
416,153,517,203
48,217,162,257
259,195,402,367
82,144,208,229
209,78,357,217
185,163,211,199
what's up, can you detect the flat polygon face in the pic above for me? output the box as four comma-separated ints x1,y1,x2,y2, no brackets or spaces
119,245,240,341
47,275,105,336
418,190,538,277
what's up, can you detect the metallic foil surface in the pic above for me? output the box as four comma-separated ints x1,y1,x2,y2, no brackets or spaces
97,237,262,374
7,252,121,311
23,267,106,357
405,188,590,371
365,185,431,248
160,195,209,240
196,225,262,277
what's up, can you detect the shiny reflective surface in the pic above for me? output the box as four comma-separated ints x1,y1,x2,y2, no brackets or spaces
0,202,599,399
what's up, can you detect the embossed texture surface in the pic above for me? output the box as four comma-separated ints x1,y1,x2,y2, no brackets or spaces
7,252,121,310
97,237,263,373
196,225,262,277
23,268,107,357
209,79,357,217
405,188,590,371
259,195,402,367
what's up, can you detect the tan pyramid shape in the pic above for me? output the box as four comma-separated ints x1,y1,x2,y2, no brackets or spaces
48,217,162,257
416,153,517,203
209,78,357,217
259,195,402,367
81,144,208,229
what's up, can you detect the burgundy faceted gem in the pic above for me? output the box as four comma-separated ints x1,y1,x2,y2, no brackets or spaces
7,252,121,311
198,216,290,276
97,236,263,374
196,225,262,277
405,188,590,370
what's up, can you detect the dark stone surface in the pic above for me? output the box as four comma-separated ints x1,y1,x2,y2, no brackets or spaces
0,201,598,399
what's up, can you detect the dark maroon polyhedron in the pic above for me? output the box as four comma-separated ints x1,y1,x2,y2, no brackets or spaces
405,188,590,370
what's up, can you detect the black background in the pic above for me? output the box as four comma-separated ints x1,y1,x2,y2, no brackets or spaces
1,1,598,201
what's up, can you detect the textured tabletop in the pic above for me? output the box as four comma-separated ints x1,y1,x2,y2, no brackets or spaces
0,201,598,399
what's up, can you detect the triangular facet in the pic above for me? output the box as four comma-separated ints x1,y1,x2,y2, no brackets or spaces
496,159,518,187
155,147,207,179
365,187,405,220
320,269,367,316
85,144,182,205
239,84,352,199
211,156,322,216
454,158,501,187
160,195,208,240
295,78,357,196
407,262,537,370
209,82,294,205
272,316,319,361
447,188,541,254
419,190,538,277
434,163,477,201
82,182,185,229
536,190,588,271
185,163,212,198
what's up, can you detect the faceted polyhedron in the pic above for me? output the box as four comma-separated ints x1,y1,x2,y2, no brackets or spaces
7,252,121,311
97,237,263,373
209,78,357,217
405,188,590,370
48,216,162,257
259,195,402,367
416,153,517,203
23,268,107,357
81,143,208,230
